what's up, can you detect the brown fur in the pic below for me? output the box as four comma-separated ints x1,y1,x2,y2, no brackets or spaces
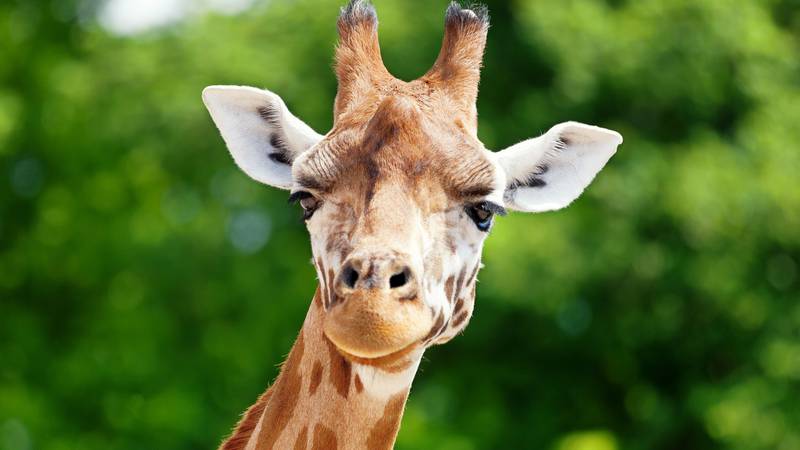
452,310,470,328
454,267,467,301
312,423,338,450
422,3,489,125
453,297,465,316
354,374,364,393
422,311,446,342
309,361,323,396
325,336,353,398
253,331,305,450
334,0,392,120
326,268,337,308
293,426,308,450
444,276,455,302
366,393,408,450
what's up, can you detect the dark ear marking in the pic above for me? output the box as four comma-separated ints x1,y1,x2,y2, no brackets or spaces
555,135,571,149
508,163,549,190
269,133,288,152
509,176,546,189
268,134,292,165
257,106,292,165
268,152,291,165
506,132,569,192
257,105,281,127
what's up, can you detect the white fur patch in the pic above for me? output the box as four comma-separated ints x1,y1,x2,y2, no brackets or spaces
353,352,424,399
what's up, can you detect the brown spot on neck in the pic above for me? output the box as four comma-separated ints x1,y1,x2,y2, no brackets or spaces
314,284,324,309
311,423,338,450
309,360,323,396
366,392,408,450
293,426,308,450
253,331,305,450
324,336,352,398
354,374,364,393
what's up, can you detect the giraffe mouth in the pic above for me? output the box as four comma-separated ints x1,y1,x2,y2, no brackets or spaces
325,334,421,368
321,289,433,363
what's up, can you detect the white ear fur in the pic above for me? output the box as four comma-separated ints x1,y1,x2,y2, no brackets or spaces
202,85,323,189
496,122,622,212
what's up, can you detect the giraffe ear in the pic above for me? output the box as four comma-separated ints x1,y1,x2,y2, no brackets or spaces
202,85,323,189
496,122,622,212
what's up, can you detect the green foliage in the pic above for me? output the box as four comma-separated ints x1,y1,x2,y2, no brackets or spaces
1,0,799,449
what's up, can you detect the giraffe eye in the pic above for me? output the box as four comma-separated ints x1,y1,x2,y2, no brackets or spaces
464,201,506,232
288,191,322,220
465,203,494,231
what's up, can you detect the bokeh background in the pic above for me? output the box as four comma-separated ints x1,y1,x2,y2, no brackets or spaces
2,0,799,449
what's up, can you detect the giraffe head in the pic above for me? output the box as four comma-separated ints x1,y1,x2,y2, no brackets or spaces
202,1,621,365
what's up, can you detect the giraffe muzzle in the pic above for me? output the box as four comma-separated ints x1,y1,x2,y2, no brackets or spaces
323,251,432,359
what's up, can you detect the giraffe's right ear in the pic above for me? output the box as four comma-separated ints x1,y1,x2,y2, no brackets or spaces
496,122,622,212
202,85,324,189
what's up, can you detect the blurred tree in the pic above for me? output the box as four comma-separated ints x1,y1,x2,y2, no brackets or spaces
1,0,798,449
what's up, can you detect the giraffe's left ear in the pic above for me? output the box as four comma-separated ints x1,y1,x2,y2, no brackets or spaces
202,85,323,189
496,122,622,212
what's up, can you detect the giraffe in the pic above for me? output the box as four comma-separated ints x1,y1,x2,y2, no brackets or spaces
201,1,622,449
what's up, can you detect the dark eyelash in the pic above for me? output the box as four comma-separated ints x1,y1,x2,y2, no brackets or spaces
287,191,312,204
480,201,507,216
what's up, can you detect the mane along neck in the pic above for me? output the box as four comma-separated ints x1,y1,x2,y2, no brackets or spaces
219,289,423,450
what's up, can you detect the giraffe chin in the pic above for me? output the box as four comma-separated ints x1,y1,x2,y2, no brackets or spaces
322,292,432,364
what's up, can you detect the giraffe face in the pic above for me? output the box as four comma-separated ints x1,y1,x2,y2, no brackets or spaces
201,1,622,366
292,94,506,359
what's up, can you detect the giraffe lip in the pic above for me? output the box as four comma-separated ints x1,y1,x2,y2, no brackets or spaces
325,334,420,367
321,289,433,363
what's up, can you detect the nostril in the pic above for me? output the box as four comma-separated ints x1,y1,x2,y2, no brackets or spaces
342,265,359,289
389,270,409,289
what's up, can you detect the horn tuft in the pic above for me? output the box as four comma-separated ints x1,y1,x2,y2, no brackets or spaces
338,0,378,37
445,2,490,29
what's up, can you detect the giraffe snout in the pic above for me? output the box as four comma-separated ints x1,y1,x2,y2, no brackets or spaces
335,252,418,300
324,250,430,360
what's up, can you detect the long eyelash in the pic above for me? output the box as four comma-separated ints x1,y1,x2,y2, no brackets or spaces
481,201,507,216
287,191,312,204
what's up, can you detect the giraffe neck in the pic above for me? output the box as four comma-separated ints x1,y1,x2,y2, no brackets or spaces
220,289,423,450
